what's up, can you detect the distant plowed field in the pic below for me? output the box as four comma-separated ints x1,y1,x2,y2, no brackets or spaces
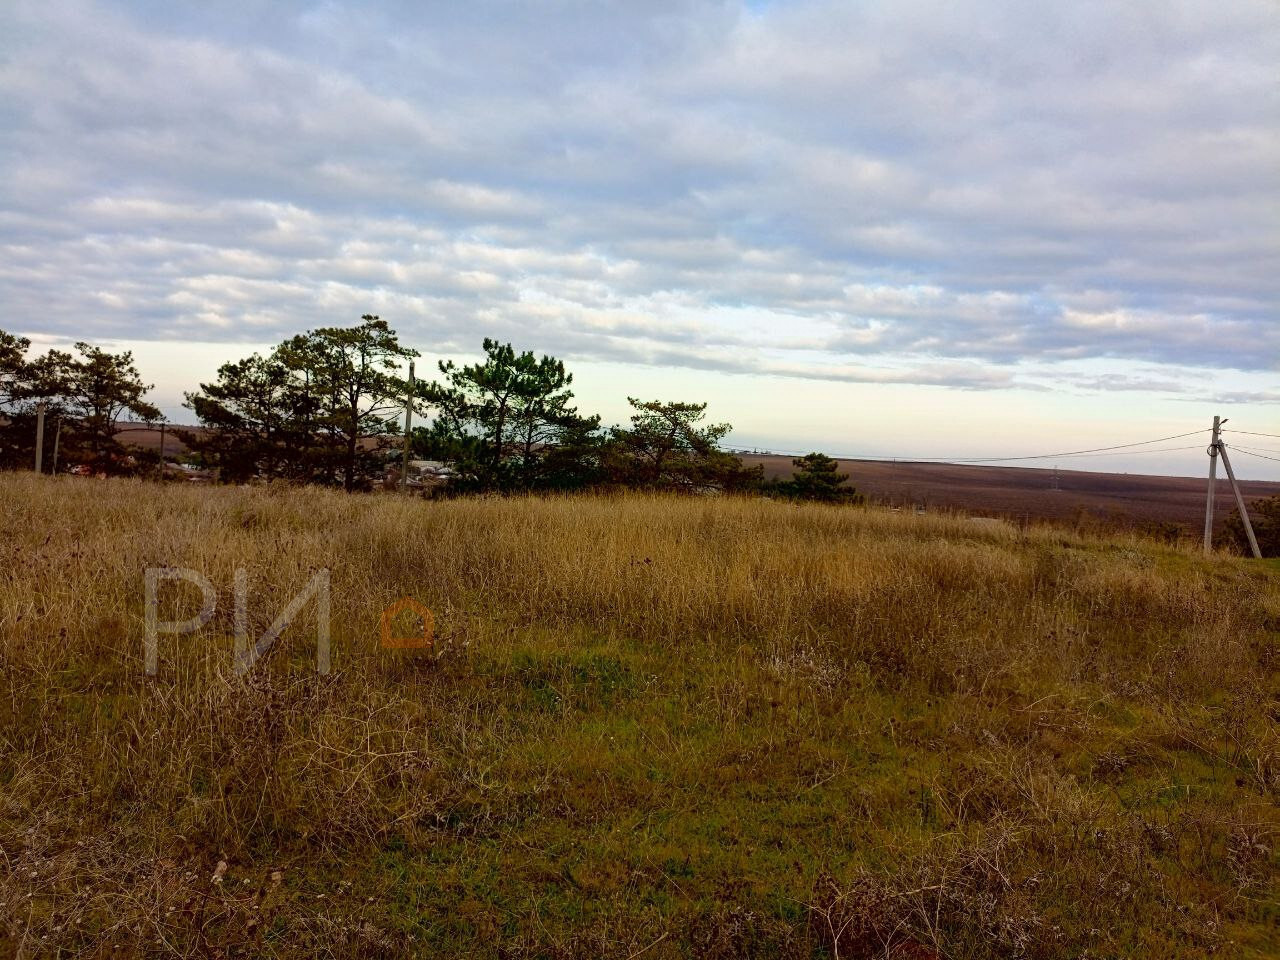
741,454,1280,531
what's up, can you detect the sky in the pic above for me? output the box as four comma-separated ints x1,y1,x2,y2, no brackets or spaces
1,0,1277,478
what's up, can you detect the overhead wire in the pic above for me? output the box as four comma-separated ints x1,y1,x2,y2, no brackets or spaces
1018,444,1205,459
934,429,1211,463
1223,429,1280,440
752,427,1280,474
1231,446,1280,465
755,428,1211,466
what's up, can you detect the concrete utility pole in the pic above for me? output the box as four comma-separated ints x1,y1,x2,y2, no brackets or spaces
1203,415,1221,554
1203,415,1262,560
51,417,62,475
33,402,46,473
1218,441,1262,559
400,360,415,496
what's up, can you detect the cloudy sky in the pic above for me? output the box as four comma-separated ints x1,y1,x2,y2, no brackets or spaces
2,0,1277,476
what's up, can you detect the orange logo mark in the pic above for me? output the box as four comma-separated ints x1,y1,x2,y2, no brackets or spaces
380,597,434,649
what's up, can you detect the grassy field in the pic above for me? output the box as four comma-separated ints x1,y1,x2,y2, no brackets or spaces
0,474,1276,958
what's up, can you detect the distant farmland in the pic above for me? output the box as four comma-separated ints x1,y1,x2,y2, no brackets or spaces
739,453,1280,532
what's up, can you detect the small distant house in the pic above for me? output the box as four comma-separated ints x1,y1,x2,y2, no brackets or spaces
387,459,456,495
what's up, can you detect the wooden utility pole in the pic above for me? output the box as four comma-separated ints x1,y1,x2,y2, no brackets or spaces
1203,415,1221,554
400,361,415,496
1218,441,1262,559
34,402,46,473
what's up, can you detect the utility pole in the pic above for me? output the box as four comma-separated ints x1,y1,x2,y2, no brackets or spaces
1203,415,1221,554
51,417,62,475
400,360,415,496
34,402,46,473
1218,440,1262,559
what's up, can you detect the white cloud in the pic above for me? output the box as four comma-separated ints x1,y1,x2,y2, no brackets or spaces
0,0,1276,404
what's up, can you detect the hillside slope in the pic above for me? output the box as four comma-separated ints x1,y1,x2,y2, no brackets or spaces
0,475,1276,958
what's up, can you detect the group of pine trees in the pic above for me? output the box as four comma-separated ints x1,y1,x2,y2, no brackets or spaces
4,316,1276,551
0,330,161,474
0,317,860,502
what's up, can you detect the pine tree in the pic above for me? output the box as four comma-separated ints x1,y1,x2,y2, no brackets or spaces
774,452,861,503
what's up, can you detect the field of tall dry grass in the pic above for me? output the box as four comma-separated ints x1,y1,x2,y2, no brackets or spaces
0,473,1276,958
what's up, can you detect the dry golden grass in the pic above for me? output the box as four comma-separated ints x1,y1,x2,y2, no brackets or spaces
0,473,1276,958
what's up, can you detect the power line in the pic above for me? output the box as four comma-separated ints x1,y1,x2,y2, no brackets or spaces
1027,444,1205,459
1232,446,1280,465
759,444,1203,462
1223,429,1280,440
943,429,1210,462
945,443,1205,462
757,428,1210,466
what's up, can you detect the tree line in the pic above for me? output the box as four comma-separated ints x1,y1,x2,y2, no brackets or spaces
0,318,861,502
